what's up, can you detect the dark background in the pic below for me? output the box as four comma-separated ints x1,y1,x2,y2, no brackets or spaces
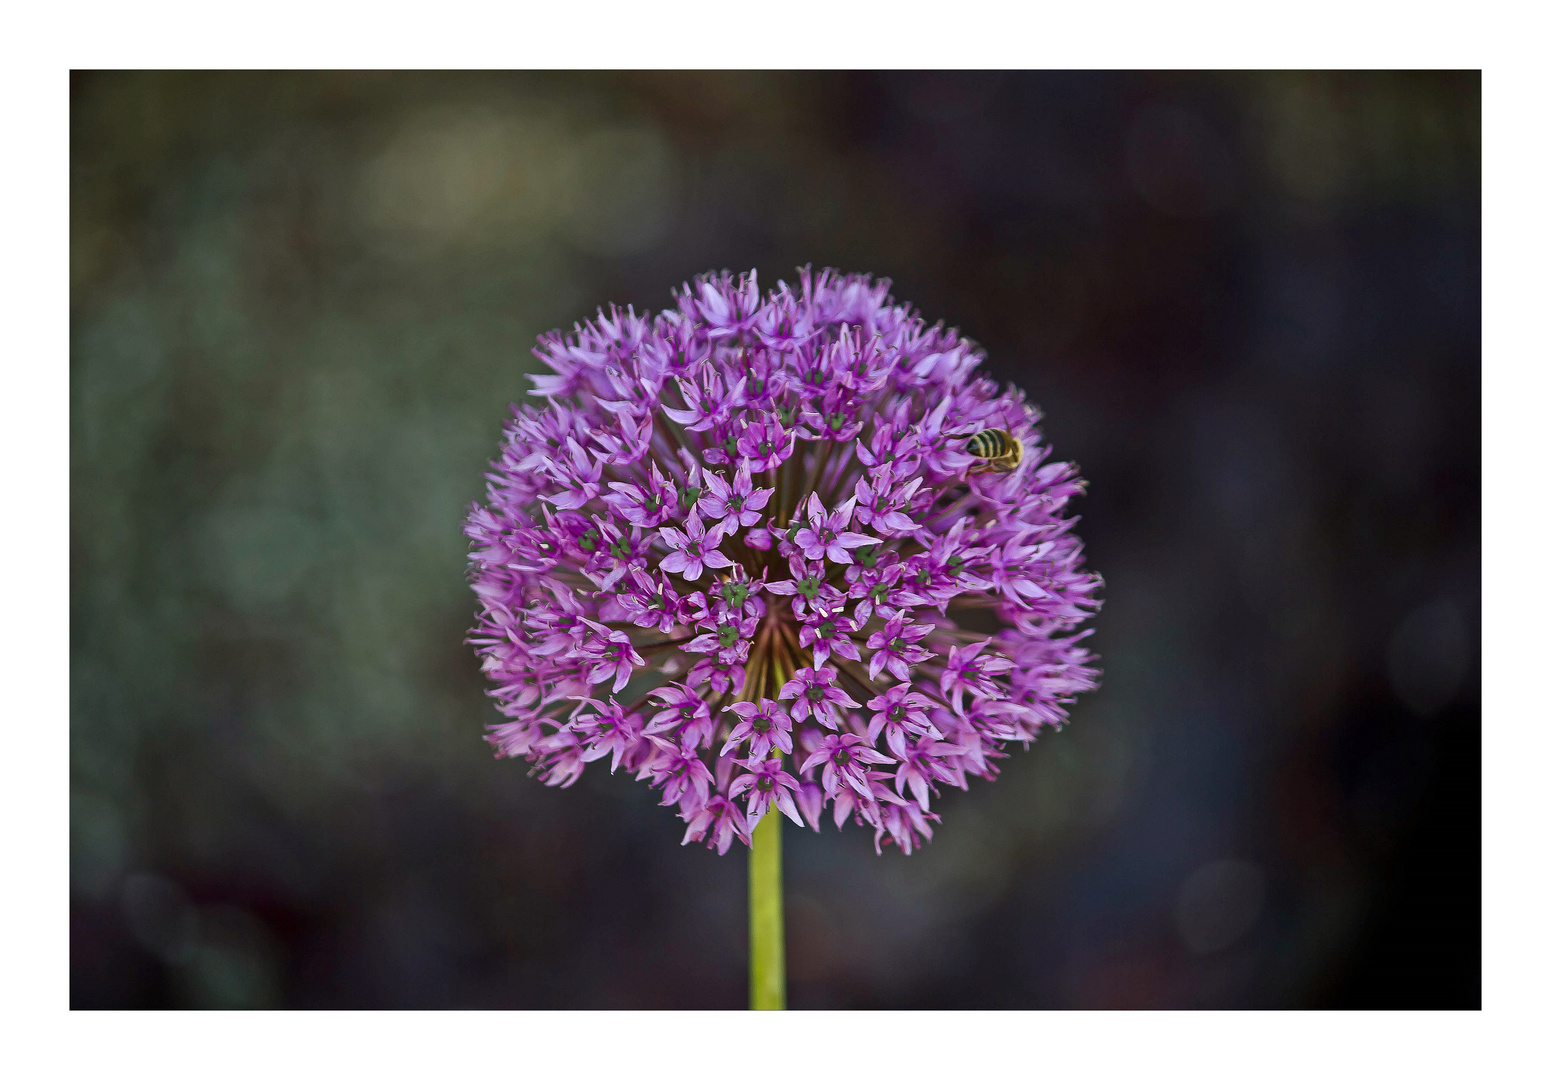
70,71,1480,1009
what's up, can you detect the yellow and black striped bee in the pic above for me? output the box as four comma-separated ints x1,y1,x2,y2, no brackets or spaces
965,429,1023,473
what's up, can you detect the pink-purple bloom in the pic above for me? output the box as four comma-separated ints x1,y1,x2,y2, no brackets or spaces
723,697,795,760
864,612,935,681
729,756,804,829
466,268,1101,855
778,665,861,729
701,464,774,532
658,507,733,582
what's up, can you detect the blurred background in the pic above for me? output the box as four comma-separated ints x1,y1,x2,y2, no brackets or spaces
70,71,1480,1009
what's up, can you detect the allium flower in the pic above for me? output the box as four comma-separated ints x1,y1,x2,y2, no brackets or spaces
792,493,874,564
864,612,935,681
658,507,733,582
681,794,747,855
778,665,861,729
729,757,804,829
465,268,1102,856
722,697,795,760
700,463,775,533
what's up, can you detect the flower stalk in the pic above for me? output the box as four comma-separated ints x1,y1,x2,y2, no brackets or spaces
748,808,785,1010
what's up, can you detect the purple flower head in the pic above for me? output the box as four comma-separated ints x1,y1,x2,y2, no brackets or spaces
604,460,679,528
856,422,924,474
847,560,921,625
797,384,866,442
797,608,862,670
581,624,644,694
874,801,940,856
792,493,875,565
890,736,963,811
778,665,861,729
644,737,714,810
700,464,775,533
536,736,588,790
764,554,845,621
658,507,733,582
852,470,925,539
681,794,748,855
865,683,942,755
801,732,893,800
940,639,1015,714
863,613,935,682
584,518,648,592
683,598,760,666
466,268,1101,854
686,653,746,698
645,682,718,752
614,567,690,635
828,771,906,832
712,565,768,619
663,369,744,432
729,757,805,829
570,699,646,773
540,438,604,511
737,415,797,473
721,697,794,760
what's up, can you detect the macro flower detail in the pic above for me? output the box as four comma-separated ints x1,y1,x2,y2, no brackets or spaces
730,756,805,830
700,464,775,532
658,507,733,582
466,268,1102,856
778,665,861,729
864,612,935,681
722,697,795,759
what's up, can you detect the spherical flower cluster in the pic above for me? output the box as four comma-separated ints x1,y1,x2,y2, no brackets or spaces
465,268,1101,855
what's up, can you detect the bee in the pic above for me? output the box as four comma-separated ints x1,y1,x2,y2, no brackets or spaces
965,429,1023,473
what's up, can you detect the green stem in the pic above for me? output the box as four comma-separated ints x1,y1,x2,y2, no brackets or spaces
748,809,786,1010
